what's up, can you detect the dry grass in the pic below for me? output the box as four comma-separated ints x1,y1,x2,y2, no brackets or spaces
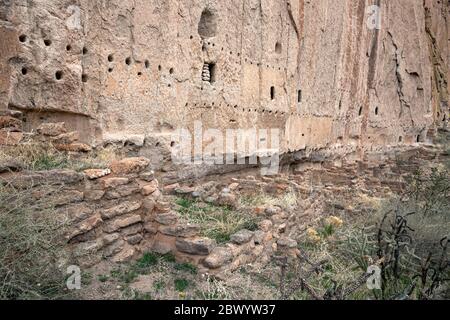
239,191,298,211
0,140,120,172
0,183,73,299
175,198,259,243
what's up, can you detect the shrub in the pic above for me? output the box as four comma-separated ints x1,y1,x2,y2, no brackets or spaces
0,184,71,299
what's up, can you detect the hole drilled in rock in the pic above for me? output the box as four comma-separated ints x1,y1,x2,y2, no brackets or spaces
82,47,88,55
19,35,27,43
55,71,63,80
145,60,150,69
270,86,275,100
275,42,282,54
82,74,88,83
66,44,72,51
108,54,114,62
125,57,132,65
44,39,52,46
21,67,28,75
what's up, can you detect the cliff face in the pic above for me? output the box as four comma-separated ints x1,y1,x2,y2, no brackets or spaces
0,0,448,158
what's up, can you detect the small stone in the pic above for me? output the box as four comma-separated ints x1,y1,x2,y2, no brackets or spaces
139,171,155,182
54,143,91,153
114,214,142,229
67,213,103,240
141,179,159,195
230,229,254,244
277,237,298,248
259,220,273,232
0,131,23,145
84,168,111,180
217,192,237,208
0,115,21,130
51,131,79,144
152,241,173,255
205,196,217,204
54,190,84,206
84,190,105,201
37,122,67,136
126,234,143,245
253,231,265,245
228,183,239,190
101,177,129,189
175,186,195,195
265,206,281,216
142,196,156,212
155,212,178,225
110,157,150,174
112,245,136,263
154,201,171,213
191,191,201,198
121,223,143,236
101,201,142,219
102,233,120,245
203,247,233,269
104,184,139,199
143,222,158,235
159,223,200,238
103,239,125,258
176,237,216,255
163,183,180,194
0,159,23,173
221,188,231,194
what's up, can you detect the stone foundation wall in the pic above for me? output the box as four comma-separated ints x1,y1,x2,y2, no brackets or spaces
0,155,293,275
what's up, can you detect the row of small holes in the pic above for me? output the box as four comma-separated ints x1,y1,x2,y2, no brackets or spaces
197,38,287,71
184,102,307,117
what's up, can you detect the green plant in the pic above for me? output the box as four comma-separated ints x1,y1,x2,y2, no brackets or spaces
176,197,258,244
135,252,158,270
98,275,109,283
154,279,166,291
174,279,189,292
110,268,139,284
175,263,198,274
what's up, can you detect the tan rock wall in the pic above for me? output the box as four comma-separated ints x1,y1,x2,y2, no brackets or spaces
0,0,448,158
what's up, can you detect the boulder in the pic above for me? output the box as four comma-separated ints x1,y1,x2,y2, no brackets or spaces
101,201,142,219
159,223,200,238
141,179,159,195
203,247,234,269
176,237,216,256
110,157,150,174
155,212,179,225
84,168,111,180
230,229,254,245
101,177,129,189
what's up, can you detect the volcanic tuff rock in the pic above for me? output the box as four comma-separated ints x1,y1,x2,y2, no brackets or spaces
0,1,447,169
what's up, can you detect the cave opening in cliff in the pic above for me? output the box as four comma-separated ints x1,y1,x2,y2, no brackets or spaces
198,8,217,38
275,42,282,54
270,87,275,100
